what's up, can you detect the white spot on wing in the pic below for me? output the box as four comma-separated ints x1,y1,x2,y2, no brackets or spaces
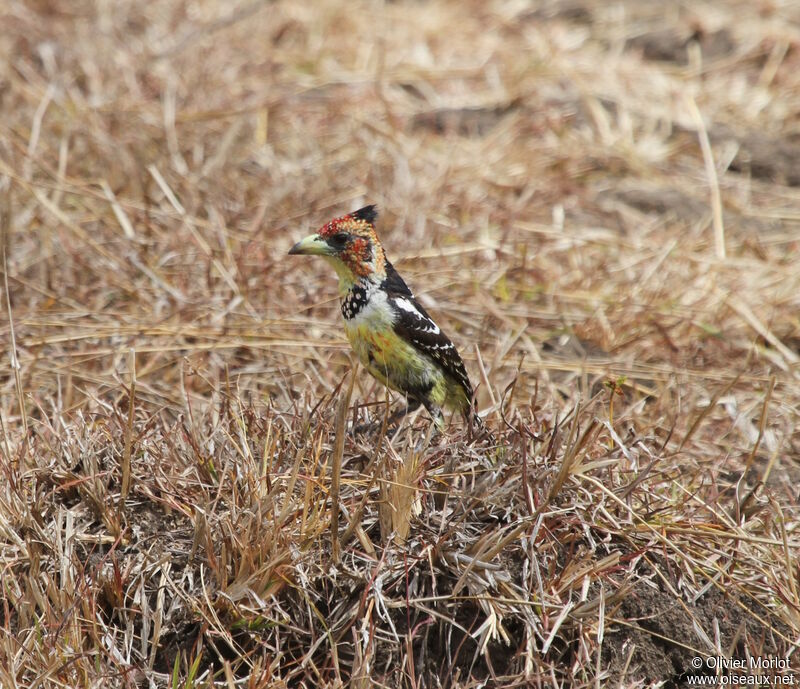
394,298,417,314
394,298,440,334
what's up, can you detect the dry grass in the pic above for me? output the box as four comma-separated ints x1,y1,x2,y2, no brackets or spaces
1,0,800,687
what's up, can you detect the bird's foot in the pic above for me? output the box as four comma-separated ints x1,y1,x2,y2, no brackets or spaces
352,419,381,436
351,401,425,438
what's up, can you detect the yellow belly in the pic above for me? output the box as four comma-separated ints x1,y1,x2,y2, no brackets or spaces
344,322,449,407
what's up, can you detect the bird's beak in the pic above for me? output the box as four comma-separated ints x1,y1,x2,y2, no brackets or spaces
287,234,334,256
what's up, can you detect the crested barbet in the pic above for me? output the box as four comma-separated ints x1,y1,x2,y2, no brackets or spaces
289,205,479,427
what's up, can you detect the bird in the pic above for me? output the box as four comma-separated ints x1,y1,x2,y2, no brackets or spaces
288,204,481,430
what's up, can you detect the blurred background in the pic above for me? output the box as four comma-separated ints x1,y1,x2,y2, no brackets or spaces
1,0,799,418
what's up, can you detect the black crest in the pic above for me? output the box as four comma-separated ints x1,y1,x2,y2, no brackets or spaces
350,204,378,225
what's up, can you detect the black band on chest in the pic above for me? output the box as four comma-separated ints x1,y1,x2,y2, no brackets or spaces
341,283,369,320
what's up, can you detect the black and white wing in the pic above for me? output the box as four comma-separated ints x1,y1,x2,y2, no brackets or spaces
382,262,473,399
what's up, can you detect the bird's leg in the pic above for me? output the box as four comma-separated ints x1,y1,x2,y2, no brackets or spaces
385,397,422,426
461,407,490,443
421,400,444,431
353,398,422,436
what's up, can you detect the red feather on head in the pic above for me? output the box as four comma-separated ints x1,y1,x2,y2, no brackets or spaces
316,205,384,278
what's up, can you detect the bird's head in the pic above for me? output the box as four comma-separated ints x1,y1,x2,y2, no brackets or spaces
288,205,386,287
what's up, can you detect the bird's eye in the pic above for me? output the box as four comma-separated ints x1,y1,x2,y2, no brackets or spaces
329,232,348,247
